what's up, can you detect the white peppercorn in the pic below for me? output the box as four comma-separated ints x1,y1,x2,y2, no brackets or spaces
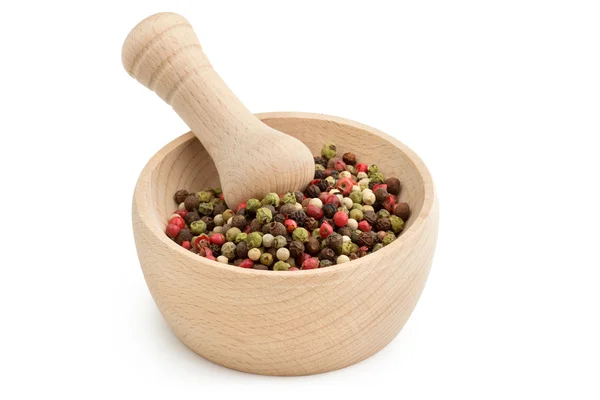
276,247,290,261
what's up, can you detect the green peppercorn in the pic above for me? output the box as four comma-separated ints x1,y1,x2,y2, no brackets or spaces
370,172,385,184
342,241,353,255
196,191,214,203
312,228,321,238
321,143,337,160
261,193,280,207
315,164,325,172
246,232,263,248
349,209,363,221
274,235,287,249
292,227,309,243
221,242,237,260
320,260,333,268
235,232,248,244
246,198,261,212
368,164,380,174
256,207,273,224
273,261,290,271
372,243,384,252
190,220,207,235
260,252,274,267
222,209,235,222
382,234,395,246
225,227,241,241
377,209,390,219
349,191,362,204
198,202,214,216
389,215,404,233
280,192,297,204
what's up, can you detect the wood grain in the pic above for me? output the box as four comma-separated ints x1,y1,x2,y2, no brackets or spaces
122,12,314,210
132,112,439,376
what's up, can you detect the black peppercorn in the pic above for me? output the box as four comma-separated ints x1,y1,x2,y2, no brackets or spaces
294,191,304,203
231,215,247,229
349,253,359,260
319,247,336,261
174,228,193,245
273,213,286,224
316,179,329,192
328,170,340,179
314,170,325,179
368,181,377,190
357,231,377,248
327,233,343,255
263,204,277,215
385,177,401,195
279,203,297,217
289,241,305,259
249,218,263,232
289,210,307,226
201,216,215,231
338,226,353,238
374,217,391,232
184,211,201,226
322,204,337,219
363,210,377,226
269,222,287,236
208,243,221,257
306,237,321,255
266,247,277,257
213,203,227,217
314,156,328,168
306,185,321,198
374,187,388,203
262,224,271,234
253,264,269,270
304,217,319,231
342,152,356,165
233,258,243,267
371,202,382,212
320,260,333,268
174,189,189,204
184,195,200,212
393,202,411,221
236,241,249,259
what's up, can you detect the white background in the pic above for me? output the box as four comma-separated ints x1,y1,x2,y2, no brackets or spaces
1,1,599,398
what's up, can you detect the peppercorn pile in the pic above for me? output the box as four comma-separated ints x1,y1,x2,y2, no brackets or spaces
165,143,411,271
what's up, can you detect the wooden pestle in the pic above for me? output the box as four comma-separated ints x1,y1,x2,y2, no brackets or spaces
122,12,314,210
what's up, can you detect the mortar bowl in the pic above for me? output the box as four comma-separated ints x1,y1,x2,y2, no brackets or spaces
132,112,439,376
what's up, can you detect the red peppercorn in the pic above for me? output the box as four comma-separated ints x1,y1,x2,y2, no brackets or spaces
206,255,216,261
325,195,341,207
318,192,331,203
306,204,324,219
383,194,397,212
199,247,213,258
175,209,188,218
239,258,254,268
165,223,181,238
168,215,185,229
336,178,354,196
333,211,349,227
193,234,210,250
210,233,225,246
334,159,347,171
358,220,371,232
244,225,251,234
219,193,224,201
319,222,334,238
237,202,246,212
302,257,319,270
284,219,298,233
356,163,368,173
310,179,321,186
182,241,192,250
289,267,300,271
372,183,388,192
323,168,336,177
298,252,311,265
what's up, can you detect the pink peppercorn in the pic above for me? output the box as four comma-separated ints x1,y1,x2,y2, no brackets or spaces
383,194,397,212
358,220,371,232
239,259,254,268
219,193,224,201
306,204,324,219
175,209,188,218
244,225,251,234
372,183,388,192
302,257,319,270
325,195,340,207
168,215,185,229
210,233,225,246
356,163,368,173
298,253,311,265
319,222,334,238
336,178,353,196
193,234,210,250
289,267,300,271
237,202,246,212
165,224,181,238
284,219,298,233
182,241,192,250
333,211,349,227
378,231,387,240
319,192,331,203
334,159,347,171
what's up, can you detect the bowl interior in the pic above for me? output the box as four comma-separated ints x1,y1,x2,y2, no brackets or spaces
147,113,426,238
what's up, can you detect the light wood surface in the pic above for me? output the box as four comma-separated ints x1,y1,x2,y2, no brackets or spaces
122,13,314,210
132,112,439,376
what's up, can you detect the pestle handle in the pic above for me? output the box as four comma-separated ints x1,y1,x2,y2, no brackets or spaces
122,12,314,209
